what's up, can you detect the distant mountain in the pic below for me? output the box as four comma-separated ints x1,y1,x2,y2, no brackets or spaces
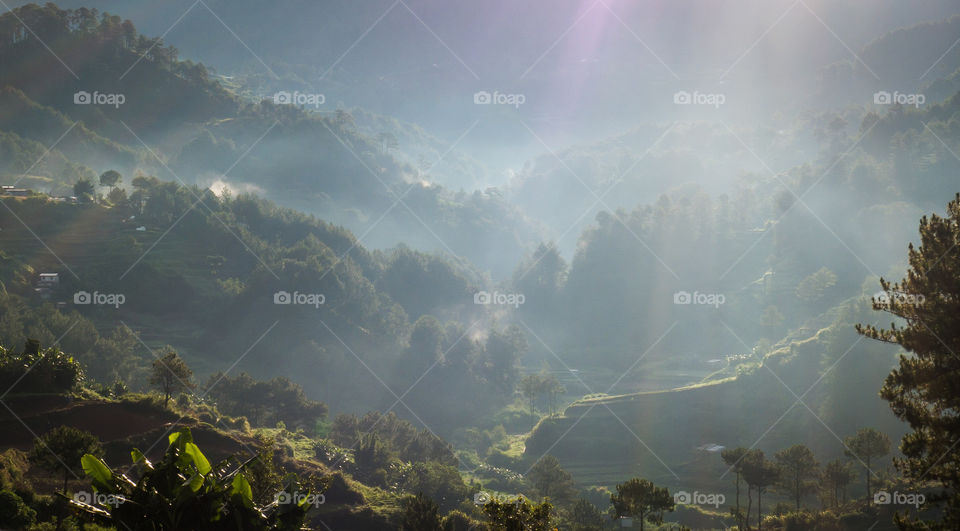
0,4,542,276
10,0,960,174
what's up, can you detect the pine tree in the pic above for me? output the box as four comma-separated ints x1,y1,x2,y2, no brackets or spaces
857,193,960,529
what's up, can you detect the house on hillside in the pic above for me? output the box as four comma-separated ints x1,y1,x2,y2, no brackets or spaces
1,187,29,197
34,273,60,300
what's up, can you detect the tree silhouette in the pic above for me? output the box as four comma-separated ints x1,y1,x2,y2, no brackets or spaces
400,493,441,531
820,459,854,509
98,170,122,188
722,446,749,528
150,348,194,407
843,428,890,506
28,425,102,494
774,444,819,510
858,193,960,529
743,451,779,531
73,178,95,202
483,496,552,531
610,478,673,531
528,455,576,505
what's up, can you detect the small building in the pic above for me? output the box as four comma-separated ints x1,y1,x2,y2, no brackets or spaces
1,188,29,197
34,273,60,300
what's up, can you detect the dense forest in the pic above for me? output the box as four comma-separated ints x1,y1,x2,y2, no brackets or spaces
0,2,959,530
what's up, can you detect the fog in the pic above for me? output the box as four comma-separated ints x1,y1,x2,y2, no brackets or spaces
0,1,959,529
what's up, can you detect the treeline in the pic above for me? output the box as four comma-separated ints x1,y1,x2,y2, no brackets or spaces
0,3,236,130
510,90,960,376
0,184,529,431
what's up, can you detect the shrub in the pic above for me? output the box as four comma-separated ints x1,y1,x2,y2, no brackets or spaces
0,449,30,491
0,489,36,528
485,448,520,469
441,510,486,531
401,462,472,513
472,464,525,493
72,427,313,530
176,393,191,408
0,342,84,395
226,416,251,433
314,440,351,467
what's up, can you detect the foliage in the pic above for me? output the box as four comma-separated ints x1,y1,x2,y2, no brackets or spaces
28,425,102,494
72,179,95,202
0,448,30,491
722,446,749,528
568,498,604,531
481,496,552,531
842,428,891,506
98,170,122,188
72,428,312,530
399,492,442,531
820,458,855,509
353,434,393,486
0,340,84,395
0,489,36,529
858,193,960,529
149,348,194,407
400,461,472,513
527,455,576,505
774,444,819,510
204,372,327,430
795,267,838,302
610,478,674,531
519,371,565,415
441,509,486,531
742,450,780,531
330,411,456,466
313,439,351,468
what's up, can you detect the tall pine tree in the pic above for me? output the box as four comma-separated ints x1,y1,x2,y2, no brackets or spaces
858,193,960,529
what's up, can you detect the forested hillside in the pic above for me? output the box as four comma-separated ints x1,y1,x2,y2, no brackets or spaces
1,1,960,530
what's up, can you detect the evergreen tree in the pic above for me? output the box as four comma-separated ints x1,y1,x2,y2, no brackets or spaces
150,348,194,407
858,193,960,529
28,425,102,494
774,444,819,511
610,478,673,531
400,493,442,531
843,428,891,506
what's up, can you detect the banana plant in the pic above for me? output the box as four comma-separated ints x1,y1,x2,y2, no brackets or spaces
70,428,313,530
